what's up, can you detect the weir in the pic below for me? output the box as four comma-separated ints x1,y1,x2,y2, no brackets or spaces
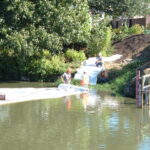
74,55,122,85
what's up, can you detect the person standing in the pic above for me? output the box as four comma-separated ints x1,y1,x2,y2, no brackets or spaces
61,68,72,84
80,71,89,87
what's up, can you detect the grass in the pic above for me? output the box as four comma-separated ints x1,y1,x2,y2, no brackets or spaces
92,60,145,96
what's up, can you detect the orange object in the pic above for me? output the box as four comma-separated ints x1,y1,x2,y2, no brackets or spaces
80,80,84,86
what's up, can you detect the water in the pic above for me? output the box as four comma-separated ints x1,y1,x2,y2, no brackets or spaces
0,81,51,88
0,88,150,150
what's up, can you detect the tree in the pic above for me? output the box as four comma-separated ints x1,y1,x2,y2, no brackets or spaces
88,0,150,19
87,16,112,56
0,0,92,80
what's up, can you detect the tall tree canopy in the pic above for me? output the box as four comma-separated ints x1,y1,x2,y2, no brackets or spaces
0,0,92,56
88,0,150,18
0,0,92,80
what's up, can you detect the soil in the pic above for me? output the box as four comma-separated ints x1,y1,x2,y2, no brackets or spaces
104,34,150,98
105,34,150,71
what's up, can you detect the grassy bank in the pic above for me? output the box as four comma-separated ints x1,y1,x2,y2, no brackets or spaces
92,60,145,96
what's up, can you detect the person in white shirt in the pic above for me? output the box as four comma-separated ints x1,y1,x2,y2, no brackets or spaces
61,68,72,84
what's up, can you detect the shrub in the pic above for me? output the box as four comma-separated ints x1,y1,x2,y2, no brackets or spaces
112,24,144,42
128,24,144,35
87,16,113,56
112,26,129,42
101,27,113,56
27,54,69,81
65,49,86,62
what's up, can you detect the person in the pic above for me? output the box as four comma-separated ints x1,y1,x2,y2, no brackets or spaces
95,52,103,67
80,71,89,87
97,70,109,83
61,68,72,84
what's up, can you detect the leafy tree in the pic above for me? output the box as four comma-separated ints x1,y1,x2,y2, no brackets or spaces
88,0,150,19
0,0,92,80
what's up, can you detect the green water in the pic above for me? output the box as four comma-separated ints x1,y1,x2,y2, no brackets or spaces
0,81,51,88
0,87,150,150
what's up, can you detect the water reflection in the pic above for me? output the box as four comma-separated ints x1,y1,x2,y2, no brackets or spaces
0,90,150,150
79,89,119,113
137,108,150,150
63,96,72,111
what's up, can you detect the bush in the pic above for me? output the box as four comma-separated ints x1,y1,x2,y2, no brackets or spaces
112,26,129,42
112,24,144,42
87,16,113,56
27,55,69,81
65,49,86,62
128,24,144,35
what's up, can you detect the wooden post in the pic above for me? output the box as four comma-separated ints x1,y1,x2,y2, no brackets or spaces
148,77,150,107
141,76,144,108
149,87,150,108
136,70,141,107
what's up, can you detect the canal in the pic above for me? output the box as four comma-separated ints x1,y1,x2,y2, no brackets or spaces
0,85,150,150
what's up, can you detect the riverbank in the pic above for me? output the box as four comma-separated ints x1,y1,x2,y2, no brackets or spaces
96,34,150,97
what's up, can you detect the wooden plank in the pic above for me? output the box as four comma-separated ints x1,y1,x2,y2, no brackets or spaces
143,85,150,89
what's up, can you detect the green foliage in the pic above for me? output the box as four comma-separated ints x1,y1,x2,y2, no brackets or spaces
32,0,91,45
71,79,81,86
65,49,86,62
0,49,23,80
128,24,144,35
87,16,113,56
27,55,68,81
94,60,144,95
88,0,150,19
33,27,63,54
112,26,129,42
101,27,113,56
112,24,144,42
0,0,92,81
